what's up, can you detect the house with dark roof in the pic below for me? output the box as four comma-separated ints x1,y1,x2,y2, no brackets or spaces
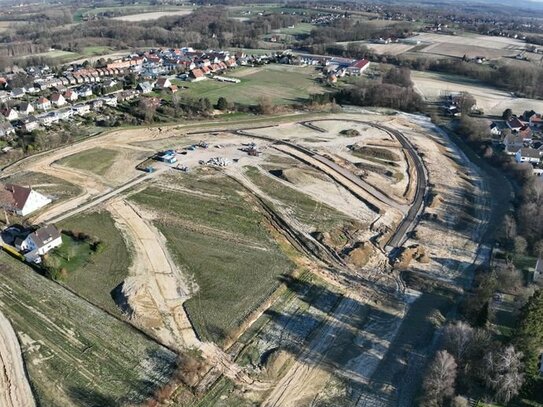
0,122,15,139
154,77,172,90
507,116,525,132
18,102,34,116
18,224,62,262
137,81,153,94
515,147,541,164
0,184,51,216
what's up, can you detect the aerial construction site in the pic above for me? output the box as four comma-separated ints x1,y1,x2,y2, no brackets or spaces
0,110,492,406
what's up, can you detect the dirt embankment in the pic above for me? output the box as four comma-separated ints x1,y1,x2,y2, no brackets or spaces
0,312,36,407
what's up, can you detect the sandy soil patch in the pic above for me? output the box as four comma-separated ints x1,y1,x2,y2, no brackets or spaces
107,199,198,350
420,42,516,59
411,33,527,50
112,9,193,21
0,312,36,407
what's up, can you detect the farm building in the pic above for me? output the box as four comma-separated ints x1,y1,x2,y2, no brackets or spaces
346,59,370,76
0,184,52,216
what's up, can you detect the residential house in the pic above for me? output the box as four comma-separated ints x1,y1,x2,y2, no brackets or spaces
50,93,66,107
64,89,78,102
35,97,51,110
503,133,524,155
57,109,73,120
103,95,118,107
515,147,541,164
18,102,34,116
90,99,104,110
21,116,40,133
72,104,91,116
2,108,18,121
77,86,93,98
528,113,543,128
490,122,501,136
0,122,15,139
137,82,153,94
518,125,533,142
155,77,172,90
190,69,206,82
0,91,10,103
38,112,60,126
18,224,62,263
10,88,25,98
507,116,525,132
0,184,52,216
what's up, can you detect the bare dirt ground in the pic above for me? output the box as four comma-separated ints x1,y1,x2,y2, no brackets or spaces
112,9,193,21
106,198,198,349
412,70,543,115
0,311,36,407
410,32,528,50
3,112,491,406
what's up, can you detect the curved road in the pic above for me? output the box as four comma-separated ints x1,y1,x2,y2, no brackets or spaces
237,119,428,253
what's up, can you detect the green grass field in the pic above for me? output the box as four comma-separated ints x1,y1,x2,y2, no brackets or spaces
58,211,131,316
0,253,177,407
130,174,294,344
273,22,314,35
57,147,119,177
182,64,324,105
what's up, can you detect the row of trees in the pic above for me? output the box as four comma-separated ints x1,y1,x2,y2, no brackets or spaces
422,321,524,405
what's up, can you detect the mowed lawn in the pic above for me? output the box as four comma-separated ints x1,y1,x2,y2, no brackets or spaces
57,147,119,176
58,211,131,316
181,64,324,105
130,174,295,344
0,253,176,407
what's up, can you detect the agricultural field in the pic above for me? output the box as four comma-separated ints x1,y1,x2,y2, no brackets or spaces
58,211,131,316
182,64,324,105
0,253,177,407
56,147,119,177
129,173,295,344
412,70,543,115
408,32,528,60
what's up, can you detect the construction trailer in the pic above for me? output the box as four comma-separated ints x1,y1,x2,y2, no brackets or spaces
155,150,177,164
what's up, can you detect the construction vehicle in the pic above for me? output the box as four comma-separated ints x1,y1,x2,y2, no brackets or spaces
174,164,189,172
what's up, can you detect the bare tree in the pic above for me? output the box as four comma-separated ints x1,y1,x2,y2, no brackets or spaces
442,321,474,362
422,350,457,406
483,345,524,403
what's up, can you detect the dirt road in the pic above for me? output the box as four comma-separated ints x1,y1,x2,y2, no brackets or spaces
107,199,198,350
0,312,36,407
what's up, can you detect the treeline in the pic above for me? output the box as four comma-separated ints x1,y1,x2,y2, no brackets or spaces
310,67,423,112
1,7,301,59
302,18,413,47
